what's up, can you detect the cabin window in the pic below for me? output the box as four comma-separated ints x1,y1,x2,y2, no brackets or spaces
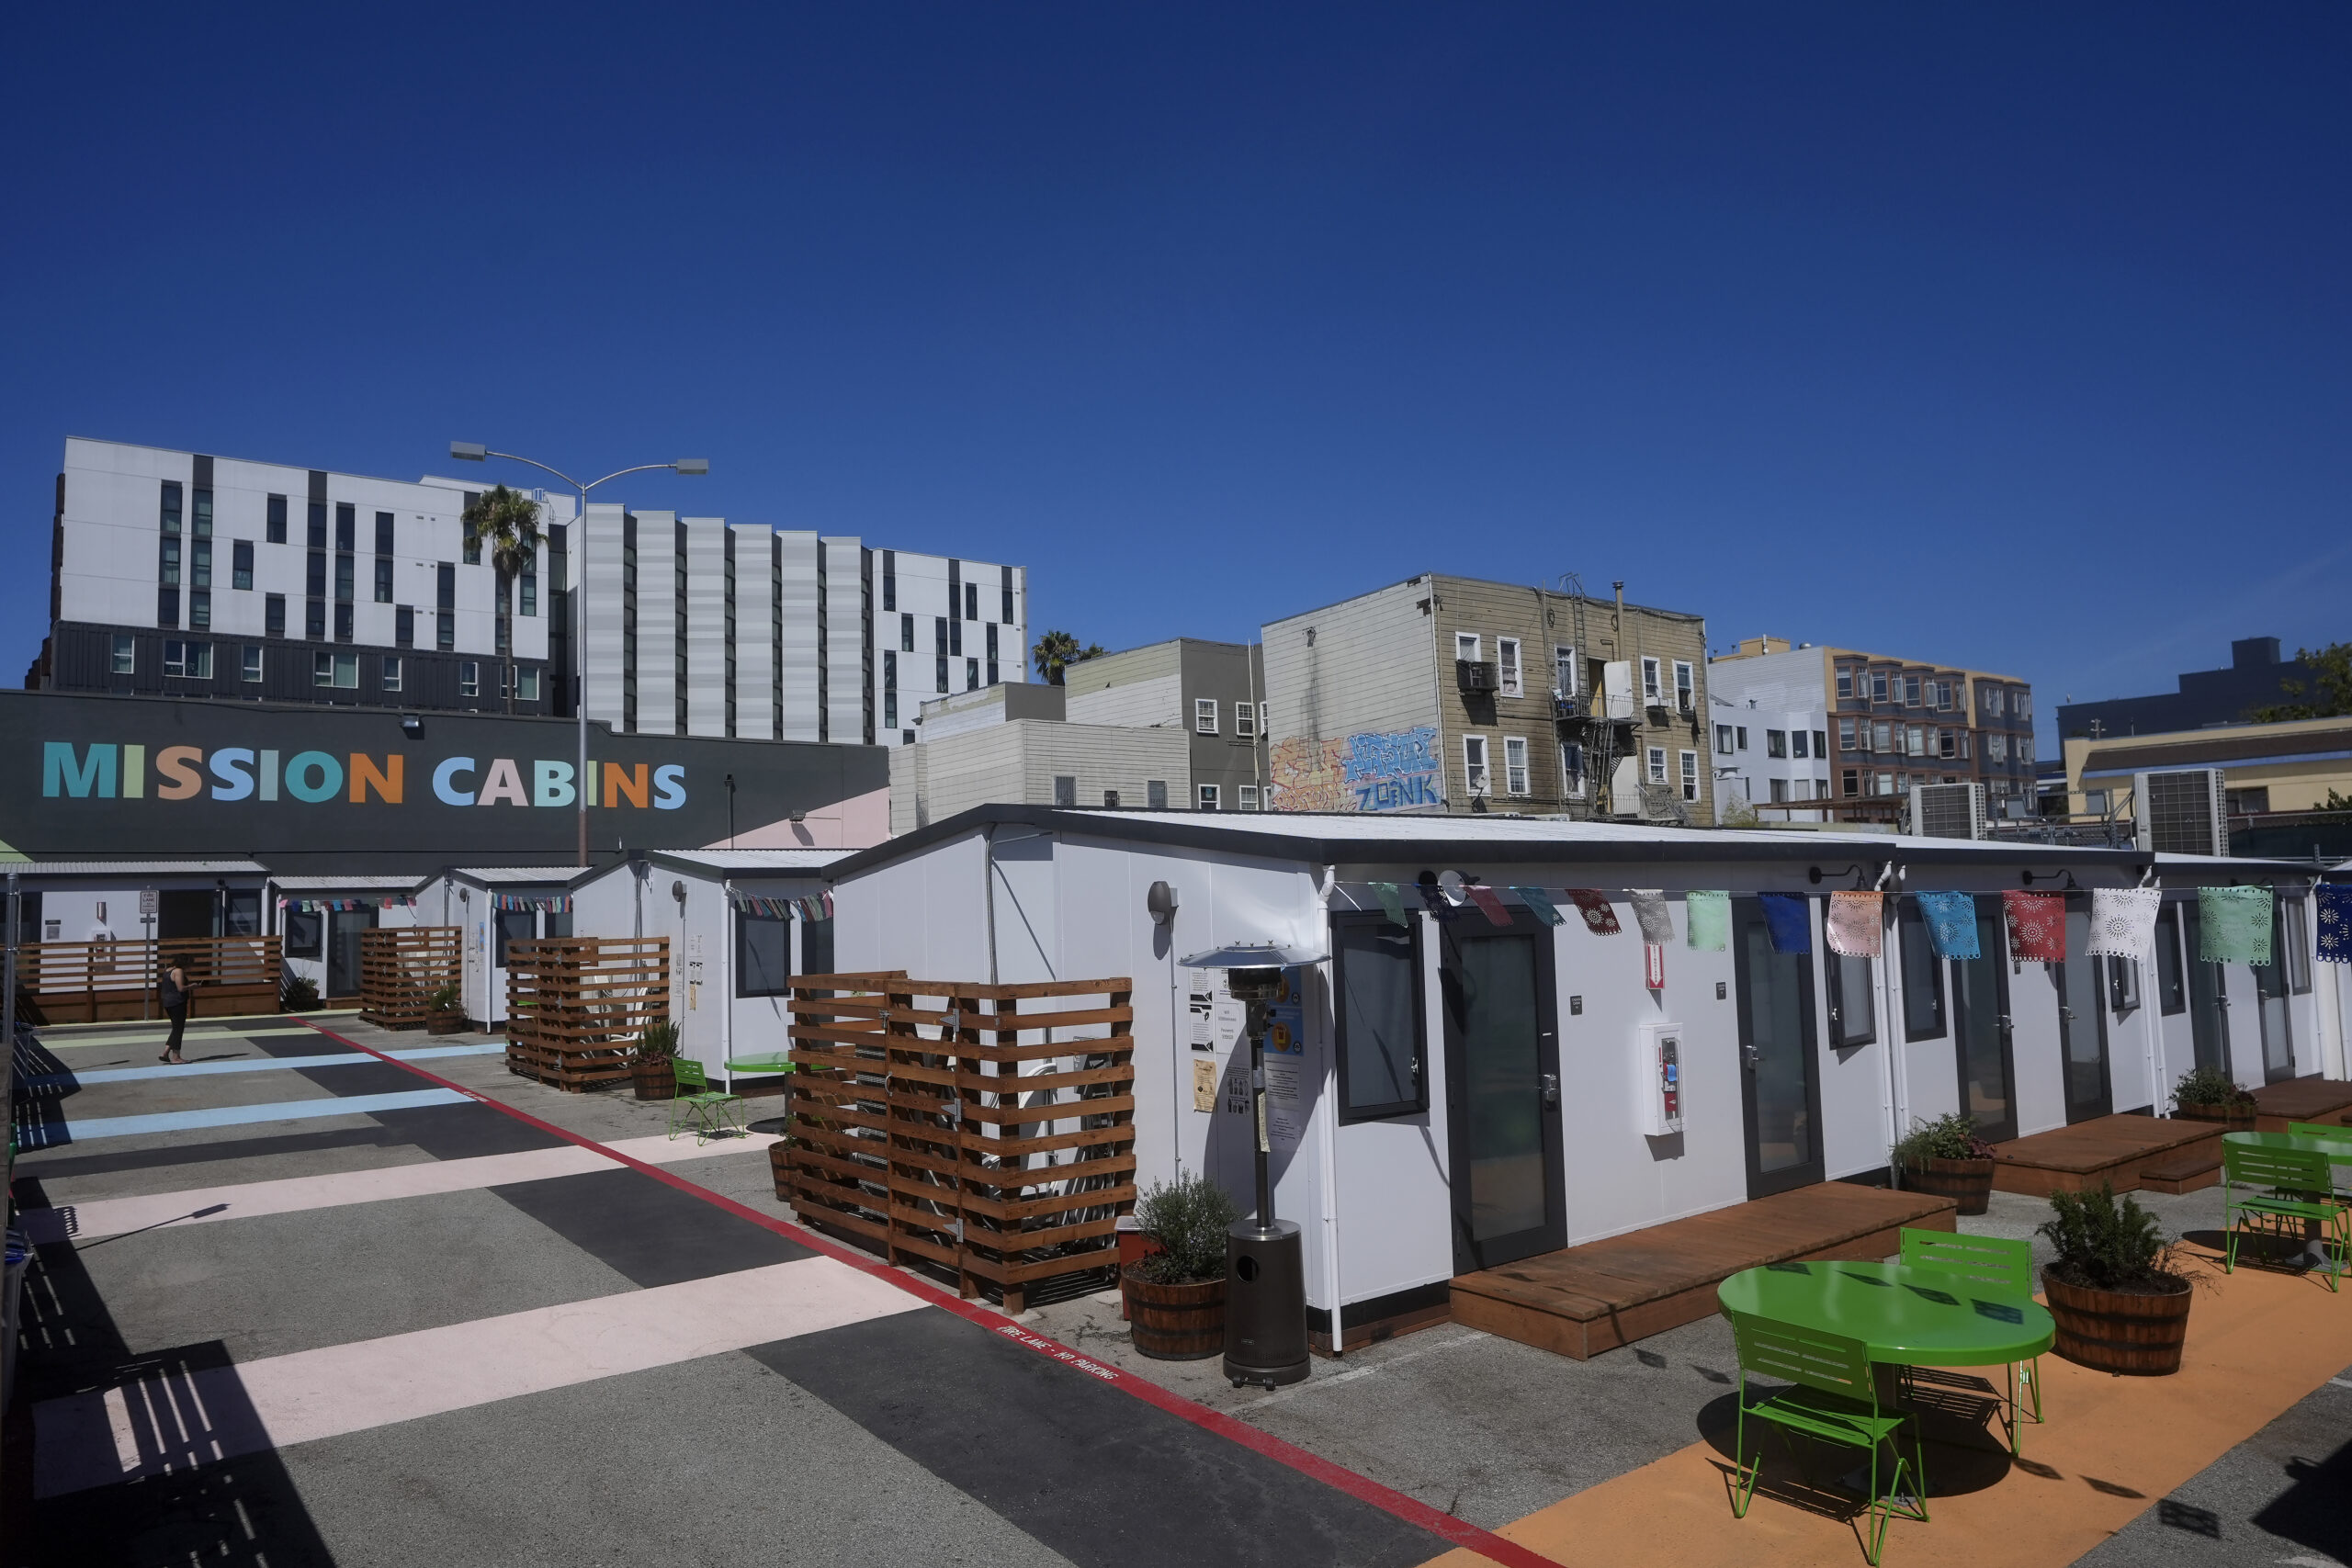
1334,913,1426,1122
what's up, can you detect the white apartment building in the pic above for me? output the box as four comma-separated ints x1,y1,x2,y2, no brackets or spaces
34,440,1027,747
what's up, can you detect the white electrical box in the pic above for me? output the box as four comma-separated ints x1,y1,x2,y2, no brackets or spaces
1639,1020,1685,1136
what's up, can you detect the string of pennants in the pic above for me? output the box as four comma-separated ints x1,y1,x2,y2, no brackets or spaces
730,890,834,922
1347,878,2336,975
491,893,571,914
277,897,415,913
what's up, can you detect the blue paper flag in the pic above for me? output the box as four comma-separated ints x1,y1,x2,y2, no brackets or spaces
2318,885,2351,965
1915,891,1980,960
1510,887,1566,927
1759,892,1811,955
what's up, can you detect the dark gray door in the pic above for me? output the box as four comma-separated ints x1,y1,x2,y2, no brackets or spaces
1951,902,2018,1144
1442,908,1565,1273
326,908,377,998
2057,897,2112,1123
1734,898,1825,1198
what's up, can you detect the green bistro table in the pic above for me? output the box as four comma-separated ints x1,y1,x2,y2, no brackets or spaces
1720,1260,2056,1453
723,1052,797,1089
2223,1129,2352,1158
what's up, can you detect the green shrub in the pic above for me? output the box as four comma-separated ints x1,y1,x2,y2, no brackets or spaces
1891,1111,1992,1168
427,982,461,1012
2171,1066,2254,1112
281,974,320,1011
1130,1168,1240,1285
637,1019,681,1061
2039,1183,2175,1291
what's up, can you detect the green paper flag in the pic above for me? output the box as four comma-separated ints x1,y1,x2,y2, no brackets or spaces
1374,882,1408,928
1685,890,1730,953
2198,886,2273,964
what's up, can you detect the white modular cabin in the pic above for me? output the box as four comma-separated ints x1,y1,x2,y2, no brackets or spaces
823,807,2339,1351
416,866,589,1027
567,849,848,1088
265,874,434,1005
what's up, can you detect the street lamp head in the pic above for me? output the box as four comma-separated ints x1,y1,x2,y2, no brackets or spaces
450,442,488,462
673,458,710,476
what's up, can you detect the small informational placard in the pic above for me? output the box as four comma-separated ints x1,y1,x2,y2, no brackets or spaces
1193,1056,1217,1112
1262,966,1308,1150
139,888,158,917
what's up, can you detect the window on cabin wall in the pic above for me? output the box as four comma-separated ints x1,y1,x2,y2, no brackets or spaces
737,911,790,997
1333,913,1426,1122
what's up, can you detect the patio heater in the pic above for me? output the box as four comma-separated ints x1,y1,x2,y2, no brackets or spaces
1181,942,1323,1390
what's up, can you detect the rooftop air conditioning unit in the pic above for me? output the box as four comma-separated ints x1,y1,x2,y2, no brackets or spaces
2134,769,2228,858
1910,782,1985,840
1456,660,1498,694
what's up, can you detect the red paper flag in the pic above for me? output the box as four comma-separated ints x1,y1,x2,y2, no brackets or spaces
2003,890,2065,962
1565,889,1622,935
1464,884,1514,927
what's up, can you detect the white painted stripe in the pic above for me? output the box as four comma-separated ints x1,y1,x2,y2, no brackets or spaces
32,1043,503,1088
31,1027,329,1052
23,1132,783,1243
33,1255,921,1496
33,1089,468,1145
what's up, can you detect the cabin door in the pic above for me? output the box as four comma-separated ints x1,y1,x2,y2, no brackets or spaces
1442,908,1566,1273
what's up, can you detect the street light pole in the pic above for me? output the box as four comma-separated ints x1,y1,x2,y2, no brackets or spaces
450,444,708,867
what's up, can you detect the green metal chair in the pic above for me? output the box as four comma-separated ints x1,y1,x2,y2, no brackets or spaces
669,1057,748,1145
1898,1228,2041,1447
1727,1310,1927,1565
2222,1144,2348,1292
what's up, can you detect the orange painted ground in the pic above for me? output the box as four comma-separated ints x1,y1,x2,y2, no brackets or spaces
1430,1243,2352,1568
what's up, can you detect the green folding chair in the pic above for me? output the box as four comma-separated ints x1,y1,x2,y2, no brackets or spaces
2222,1144,2348,1292
669,1057,748,1145
1727,1310,1927,1565
1898,1228,2041,1447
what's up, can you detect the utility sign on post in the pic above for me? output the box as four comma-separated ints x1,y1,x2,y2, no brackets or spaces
140,888,157,918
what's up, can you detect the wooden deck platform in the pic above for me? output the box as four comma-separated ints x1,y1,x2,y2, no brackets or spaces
2251,1077,2352,1133
1989,1113,2221,1196
1449,1183,1957,1361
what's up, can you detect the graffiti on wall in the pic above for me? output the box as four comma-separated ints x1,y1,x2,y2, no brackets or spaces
1268,725,1442,813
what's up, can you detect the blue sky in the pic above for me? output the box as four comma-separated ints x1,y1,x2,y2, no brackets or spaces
5,4,2346,749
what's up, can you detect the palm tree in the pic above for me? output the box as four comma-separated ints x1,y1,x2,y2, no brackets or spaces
1032,629,1105,686
462,485,543,711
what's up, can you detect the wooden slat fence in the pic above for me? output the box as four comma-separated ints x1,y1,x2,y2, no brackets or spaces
786,972,1136,1313
14,937,283,1023
358,927,463,1029
503,936,670,1091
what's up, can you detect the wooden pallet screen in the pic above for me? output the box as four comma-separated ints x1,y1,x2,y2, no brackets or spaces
503,936,670,1091
786,973,1136,1313
357,927,462,1029
14,937,282,1024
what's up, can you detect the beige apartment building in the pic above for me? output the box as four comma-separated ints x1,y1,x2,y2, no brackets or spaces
1261,574,1712,820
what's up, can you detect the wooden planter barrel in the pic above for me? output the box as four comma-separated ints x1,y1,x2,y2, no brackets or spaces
633,1058,678,1100
2174,1101,2256,1129
1124,1267,1226,1360
2042,1269,2192,1375
1901,1156,1995,1215
425,1010,469,1036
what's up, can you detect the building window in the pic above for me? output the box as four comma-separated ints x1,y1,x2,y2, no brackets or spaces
242,646,264,683
1876,771,1894,795
1640,657,1662,703
521,571,537,616
1194,698,1219,735
1987,733,2007,761
159,535,181,587
190,538,211,590
394,605,413,648
881,550,897,613
1790,730,1808,760
736,912,790,998
518,668,539,702
900,614,914,652
1001,568,1014,625
1454,632,1481,663
1896,898,1945,1042
307,502,326,549
1736,726,1747,751
1872,721,1893,752
312,651,356,688
163,639,210,679
111,636,135,674
1838,717,1856,751
1679,750,1699,802
883,650,899,729
1497,637,1521,697
232,540,254,591
1198,783,1220,811
965,582,978,621
1238,784,1260,810
1715,723,1734,754
160,480,182,534
1672,660,1695,712
935,655,948,692
1813,729,1826,758
1504,735,1530,795
266,494,288,544
1767,729,1788,758
1770,778,1788,804
1235,701,1257,739
334,603,354,642
933,616,948,654
437,612,455,652
1836,668,1853,699
1148,780,1168,809
1462,735,1489,796
1646,747,1668,784
1868,671,1887,702
382,655,402,692
1902,675,1919,705
1560,741,1586,798
1826,945,1876,1049
965,657,979,691
1554,645,1577,696
1842,769,1860,796
1333,913,1427,1122
374,510,395,556
189,589,210,629
266,593,286,638
1054,775,1077,807
459,660,480,698
375,558,394,604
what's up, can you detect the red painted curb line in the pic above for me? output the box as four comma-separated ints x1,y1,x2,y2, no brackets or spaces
296,1018,1563,1568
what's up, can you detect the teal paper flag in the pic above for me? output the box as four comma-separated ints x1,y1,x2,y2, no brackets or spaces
1685,890,1730,952
1374,882,1408,928
1510,886,1566,927
2198,886,2273,964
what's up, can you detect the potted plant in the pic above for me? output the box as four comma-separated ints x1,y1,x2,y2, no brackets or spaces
1892,1111,1998,1214
281,974,320,1013
424,982,467,1035
2039,1183,2193,1375
633,1019,681,1100
1122,1169,1240,1359
2170,1066,2257,1127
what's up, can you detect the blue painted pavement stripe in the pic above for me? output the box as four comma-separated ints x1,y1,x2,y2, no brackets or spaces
25,1044,503,1090
27,1089,471,1145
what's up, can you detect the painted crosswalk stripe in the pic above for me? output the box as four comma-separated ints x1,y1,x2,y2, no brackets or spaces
28,1027,341,1052
24,1043,503,1089
21,1132,783,1243
32,1256,923,1496
24,1089,469,1145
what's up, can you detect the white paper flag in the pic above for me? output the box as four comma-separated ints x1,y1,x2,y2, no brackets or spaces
2086,887,2161,964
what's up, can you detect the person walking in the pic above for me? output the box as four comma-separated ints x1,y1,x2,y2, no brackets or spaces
158,958,195,1064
